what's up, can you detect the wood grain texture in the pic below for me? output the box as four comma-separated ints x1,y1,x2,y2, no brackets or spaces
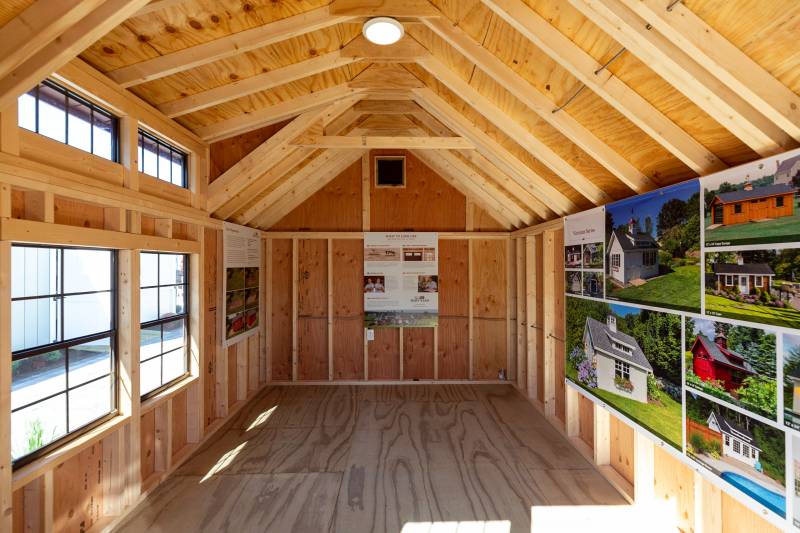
552,229,566,422
333,318,365,380
369,150,467,231
140,409,156,482
331,239,363,318
297,239,327,318
53,443,103,533
298,317,328,381
119,384,623,532
438,238,469,317
270,239,293,381
610,415,634,485
472,318,507,380
367,328,400,380
437,317,469,380
472,239,506,319
579,394,595,450
402,327,435,380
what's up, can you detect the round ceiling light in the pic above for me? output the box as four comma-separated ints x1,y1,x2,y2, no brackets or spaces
363,17,404,46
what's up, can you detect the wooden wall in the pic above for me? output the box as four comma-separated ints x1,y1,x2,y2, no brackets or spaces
265,150,511,382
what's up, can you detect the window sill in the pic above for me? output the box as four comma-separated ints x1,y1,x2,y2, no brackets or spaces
140,374,199,414
12,413,130,491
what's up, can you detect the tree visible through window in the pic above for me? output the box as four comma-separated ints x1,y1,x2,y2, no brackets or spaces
140,252,189,397
10,246,116,466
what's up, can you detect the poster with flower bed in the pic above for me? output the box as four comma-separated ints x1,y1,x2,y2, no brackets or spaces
223,222,261,345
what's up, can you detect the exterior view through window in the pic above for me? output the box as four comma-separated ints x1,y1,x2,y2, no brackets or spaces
10,246,116,465
138,129,188,188
140,252,189,397
18,80,118,161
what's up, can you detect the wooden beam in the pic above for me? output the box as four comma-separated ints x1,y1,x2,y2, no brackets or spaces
208,104,343,212
421,16,654,193
196,85,363,142
329,0,440,17
252,149,366,229
418,55,611,205
354,100,422,114
292,135,474,149
108,6,355,87
412,150,522,228
133,0,186,17
619,0,800,142
349,63,425,89
413,86,572,216
570,0,795,156
0,241,10,532
0,0,104,82
480,0,726,175
159,51,359,117
0,0,151,111
341,34,430,63
362,154,370,230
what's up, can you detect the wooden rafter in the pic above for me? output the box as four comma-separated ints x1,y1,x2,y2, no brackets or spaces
0,0,151,111
291,135,473,149
570,0,795,156
354,100,422,114
618,0,800,142
341,34,430,63
417,55,611,205
133,0,186,17
480,0,726,175
0,0,105,83
329,0,440,17
420,16,654,193
196,85,363,142
349,63,425,90
413,87,574,217
208,98,358,212
107,6,357,87
412,150,521,229
158,51,360,118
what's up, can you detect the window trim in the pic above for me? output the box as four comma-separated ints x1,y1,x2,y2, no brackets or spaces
10,244,118,470
137,129,189,189
139,252,191,401
374,155,406,188
20,79,119,162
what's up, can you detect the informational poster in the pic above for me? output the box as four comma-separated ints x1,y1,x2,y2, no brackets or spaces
564,146,800,528
223,222,261,346
364,232,438,327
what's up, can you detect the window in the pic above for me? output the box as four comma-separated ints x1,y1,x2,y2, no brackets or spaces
614,360,630,381
612,341,632,355
732,439,740,454
18,80,118,161
10,246,116,466
754,275,763,288
140,253,189,397
724,275,734,286
742,444,750,457
611,254,620,268
725,435,730,446
375,156,405,187
734,203,742,214
138,130,188,188
643,250,656,266
776,196,785,208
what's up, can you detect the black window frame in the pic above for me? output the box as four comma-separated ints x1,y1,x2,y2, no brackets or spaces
19,79,119,162
374,155,406,188
137,129,189,189
139,252,191,400
776,196,785,208
10,244,118,469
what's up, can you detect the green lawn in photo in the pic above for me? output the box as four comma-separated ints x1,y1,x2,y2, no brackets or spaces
606,265,701,312
566,361,683,448
705,293,800,329
704,200,800,246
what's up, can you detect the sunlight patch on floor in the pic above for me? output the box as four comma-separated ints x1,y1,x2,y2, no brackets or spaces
200,441,249,483
530,501,677,533
401,521,511,533
247,405,278,431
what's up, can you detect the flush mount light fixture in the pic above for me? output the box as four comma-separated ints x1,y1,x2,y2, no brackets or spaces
362,17,404,46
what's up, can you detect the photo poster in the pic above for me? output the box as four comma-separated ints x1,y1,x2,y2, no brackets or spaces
564,146,800,527
364,232,438,328
223,222,261,346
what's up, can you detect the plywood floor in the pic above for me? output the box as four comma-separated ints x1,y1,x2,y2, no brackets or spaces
113,384,626,533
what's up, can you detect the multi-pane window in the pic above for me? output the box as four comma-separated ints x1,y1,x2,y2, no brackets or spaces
611,254,620,268
643,250,657,266
138,130,188,188
10,246,116,466
777,196,785,208
18,80,118,161
614,360,630,381
140,253,189,397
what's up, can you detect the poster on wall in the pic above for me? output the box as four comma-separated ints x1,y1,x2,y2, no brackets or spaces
564,207,605,299
563,147,800,525
605,179,701,313
364,232,438,327
223,222,261,346
565,296,683,449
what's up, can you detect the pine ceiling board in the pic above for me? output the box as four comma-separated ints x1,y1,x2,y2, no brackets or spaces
410,25,630,200
129,23,361,106
522,0,754,169
405,26,474,81
407,64,593,210
0,0,35,28
428,0,484,25
566,89,691,188
686,0,800,95
80,0,329,72
175,63,367,130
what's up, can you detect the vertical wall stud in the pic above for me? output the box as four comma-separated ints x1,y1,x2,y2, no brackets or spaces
292,238,298,382
525,235,536,401
694,471,722,533
263,238,272,383
120,116,139,192
593,403,611,466
634,431,655,503
467,238,474,381
0,102,20,155
565,387,580,437
506,237,515,382
327,238,334,381
542,230,556,416
0,241,12,533
516,237,526,391
362,154,370,231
